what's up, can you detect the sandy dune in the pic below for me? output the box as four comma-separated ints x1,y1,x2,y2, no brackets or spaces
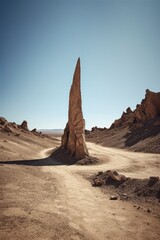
0,139,160,240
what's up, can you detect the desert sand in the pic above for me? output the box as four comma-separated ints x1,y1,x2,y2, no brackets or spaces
0,131,160,240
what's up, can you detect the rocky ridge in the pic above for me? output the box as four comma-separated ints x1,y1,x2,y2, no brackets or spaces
86,90,160,153
0,117,51,139
111,89,160,128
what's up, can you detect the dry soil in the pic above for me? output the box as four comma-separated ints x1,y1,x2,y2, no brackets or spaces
0,133,160,240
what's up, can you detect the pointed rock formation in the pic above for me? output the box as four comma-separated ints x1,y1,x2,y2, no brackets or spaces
61,58,89,160
20,120,29,131
134,89,160,122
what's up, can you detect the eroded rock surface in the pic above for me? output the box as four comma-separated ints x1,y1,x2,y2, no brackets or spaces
61,58,88,160
134,89,160,122
4,124,14,133
92,170,128,187
111,89,160,128
20,120,29,131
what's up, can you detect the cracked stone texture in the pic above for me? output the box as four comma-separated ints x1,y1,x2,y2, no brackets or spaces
61,58,89,159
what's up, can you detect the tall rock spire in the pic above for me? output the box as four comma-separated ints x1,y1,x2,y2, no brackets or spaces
61,58,89,160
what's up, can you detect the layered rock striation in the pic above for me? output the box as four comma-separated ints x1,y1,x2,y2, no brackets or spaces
86,89,160,153
61,58,89,160
111,89,160,128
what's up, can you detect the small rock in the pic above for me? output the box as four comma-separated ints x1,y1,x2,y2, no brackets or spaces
92,179,104,187
121,193,129,200
110,196,118,200
15,133,20,137
137,206,140,210
147,208,151,213
122,193,128,196
31,128,37,133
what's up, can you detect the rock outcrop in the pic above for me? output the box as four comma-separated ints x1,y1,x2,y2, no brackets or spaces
0,117,14,133
0,117,30,132
31,128,37,133
61,58,89,160
92,170,128,187
0,117,53,140
0,117,8,126
134,89,160,122
4,124,14,133
20,120,29,131
111,89,160,128
86,89,160,153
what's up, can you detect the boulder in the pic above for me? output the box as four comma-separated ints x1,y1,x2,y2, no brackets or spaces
105,170,127,184
92,170,128,187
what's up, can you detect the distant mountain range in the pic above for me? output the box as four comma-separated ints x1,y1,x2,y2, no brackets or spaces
38,129,63,135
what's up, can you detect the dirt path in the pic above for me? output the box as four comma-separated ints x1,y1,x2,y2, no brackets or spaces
86,142,160,178
41,142,160,240
1,141,160,240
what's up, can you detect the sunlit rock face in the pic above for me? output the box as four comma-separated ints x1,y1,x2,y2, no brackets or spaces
61,58,89,160
134,89,160,122
110,89,160,128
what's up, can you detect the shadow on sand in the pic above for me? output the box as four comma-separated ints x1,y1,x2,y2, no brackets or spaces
0,157,63,166
124,117,160,147
0,147,98,166
0,147,76,166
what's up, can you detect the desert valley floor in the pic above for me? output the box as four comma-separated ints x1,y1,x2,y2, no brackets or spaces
0,131,160,240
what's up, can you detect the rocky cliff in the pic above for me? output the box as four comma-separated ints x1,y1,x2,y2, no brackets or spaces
86,89,160,153
111,89,160,128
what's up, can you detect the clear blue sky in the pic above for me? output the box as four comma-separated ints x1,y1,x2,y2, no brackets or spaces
0,0,159,130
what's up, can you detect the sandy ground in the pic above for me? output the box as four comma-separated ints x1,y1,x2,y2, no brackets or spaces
0,135,160,240
86,116,160,154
